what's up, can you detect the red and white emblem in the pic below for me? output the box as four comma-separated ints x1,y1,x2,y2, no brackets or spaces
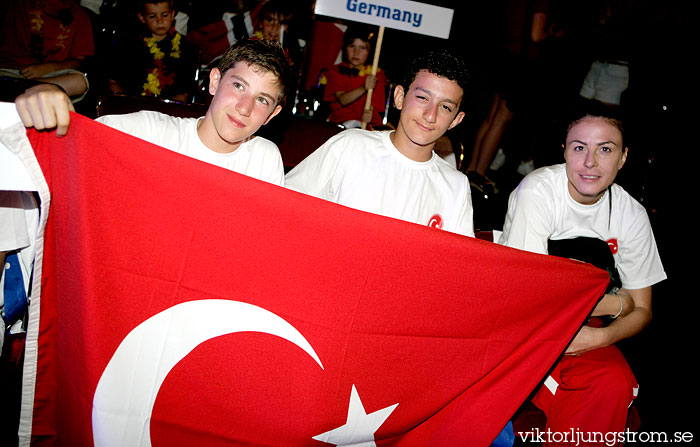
607,238,618,255
428,214,443,229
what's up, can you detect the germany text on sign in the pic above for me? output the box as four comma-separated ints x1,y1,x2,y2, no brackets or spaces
314,0,454,39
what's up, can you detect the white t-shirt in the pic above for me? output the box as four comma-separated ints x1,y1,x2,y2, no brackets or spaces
0,191,39,348
498,164,666,290
285,129,474,237
97,111,284,186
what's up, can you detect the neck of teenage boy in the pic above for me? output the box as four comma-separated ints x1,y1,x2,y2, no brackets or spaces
196,117,252,154
389,129,435,162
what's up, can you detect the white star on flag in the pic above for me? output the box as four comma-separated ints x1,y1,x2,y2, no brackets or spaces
312,384,399,447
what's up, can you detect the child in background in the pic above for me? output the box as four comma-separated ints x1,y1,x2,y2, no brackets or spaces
0,0,94,100
108,0,198,102
322,25,386,129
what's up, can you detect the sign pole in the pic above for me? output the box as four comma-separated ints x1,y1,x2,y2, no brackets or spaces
361,25,385,130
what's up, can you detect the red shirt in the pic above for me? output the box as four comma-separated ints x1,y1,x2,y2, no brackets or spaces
0,0,94,69
323,63,386,126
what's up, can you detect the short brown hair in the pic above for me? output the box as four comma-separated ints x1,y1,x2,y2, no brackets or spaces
138,0,173,13
566,115,625,145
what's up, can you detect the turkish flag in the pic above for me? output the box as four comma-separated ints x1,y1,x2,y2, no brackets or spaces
6,114,608,446
301,20,346,91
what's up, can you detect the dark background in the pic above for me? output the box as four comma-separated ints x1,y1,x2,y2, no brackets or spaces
1,0,693,443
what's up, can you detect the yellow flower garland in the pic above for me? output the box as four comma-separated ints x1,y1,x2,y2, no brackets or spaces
143,70,162,96
145,37,165,59
142,32,181,96
170,33,181,58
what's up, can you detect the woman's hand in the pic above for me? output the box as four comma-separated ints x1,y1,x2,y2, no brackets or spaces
565,325,610,356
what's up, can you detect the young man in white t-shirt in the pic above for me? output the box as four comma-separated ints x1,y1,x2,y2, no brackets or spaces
285,48,474,237
14,39,289,185
499,115,666,442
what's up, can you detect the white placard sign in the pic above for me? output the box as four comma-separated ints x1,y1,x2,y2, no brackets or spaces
315,0,454,39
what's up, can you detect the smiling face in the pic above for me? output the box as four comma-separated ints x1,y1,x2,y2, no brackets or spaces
564,117,628,204
345,38,370,69
198,62,282,154
138,2,174,41
391,70,465,161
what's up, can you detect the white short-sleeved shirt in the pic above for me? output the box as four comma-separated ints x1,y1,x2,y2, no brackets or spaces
97,111,284,186
285,129,474,237
498,163,666,290
1,191,39,347
0,191,38,287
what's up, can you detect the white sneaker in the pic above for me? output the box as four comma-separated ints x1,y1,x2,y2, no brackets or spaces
517,159,534,176
489,148,506,171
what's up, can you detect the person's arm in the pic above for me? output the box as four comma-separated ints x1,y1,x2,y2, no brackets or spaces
0,191,31,264
590,288,635,318
15,83,75,136
334,74,378,107
284,131,349,199
530,12,549,43
499,180,552,254
566,286,651,356
454,182,475,238
19,57,89,97
108,79,126,95
19,58,85,79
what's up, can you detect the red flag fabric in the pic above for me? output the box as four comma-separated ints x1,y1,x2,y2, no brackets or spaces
9,114,609,446
301,20,346,91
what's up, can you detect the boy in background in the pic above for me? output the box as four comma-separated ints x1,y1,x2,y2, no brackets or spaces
322,25,386,129
108,0,198,102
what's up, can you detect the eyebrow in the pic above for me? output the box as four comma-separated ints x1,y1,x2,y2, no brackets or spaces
568,139,619,146
229,74,277,103
413,87,460,106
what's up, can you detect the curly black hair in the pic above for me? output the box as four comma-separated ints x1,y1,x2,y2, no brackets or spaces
400,47,470,107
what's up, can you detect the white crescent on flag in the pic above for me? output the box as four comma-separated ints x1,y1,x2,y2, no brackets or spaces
91,299,324,447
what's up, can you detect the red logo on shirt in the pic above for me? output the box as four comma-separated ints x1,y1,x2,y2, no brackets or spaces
428,214,443,229
607,238,618,254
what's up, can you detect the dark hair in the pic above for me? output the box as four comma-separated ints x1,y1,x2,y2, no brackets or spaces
217,39,290,105
341,25,376,63
138,0,173,13
400,47,470,109
258,0,293,24
566,115,625,145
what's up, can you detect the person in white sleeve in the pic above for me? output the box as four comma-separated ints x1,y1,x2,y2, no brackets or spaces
499,115,666,444
0,191,39,351
14,39,290,185
286,48,474,237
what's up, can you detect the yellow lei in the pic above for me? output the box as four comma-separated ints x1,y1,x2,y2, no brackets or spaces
142,32,182,96
143,70,162,96
144,33,181,60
